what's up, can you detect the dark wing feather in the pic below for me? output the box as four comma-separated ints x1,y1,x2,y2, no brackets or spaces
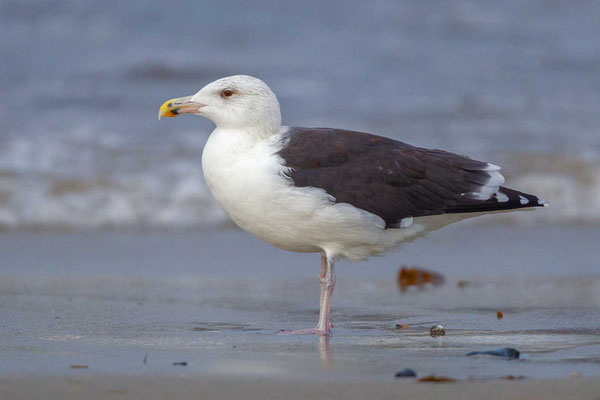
277,127,545,228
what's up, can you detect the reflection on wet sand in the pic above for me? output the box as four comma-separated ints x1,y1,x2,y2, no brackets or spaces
318,335,332,369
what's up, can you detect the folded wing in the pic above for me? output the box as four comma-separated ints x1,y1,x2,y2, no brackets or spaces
277,127,546,228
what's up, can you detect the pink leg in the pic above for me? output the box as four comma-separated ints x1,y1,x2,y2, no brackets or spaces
279,255,335,336
316,256,335,334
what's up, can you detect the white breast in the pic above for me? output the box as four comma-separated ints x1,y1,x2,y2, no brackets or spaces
201,127,452,261
202,127,322,252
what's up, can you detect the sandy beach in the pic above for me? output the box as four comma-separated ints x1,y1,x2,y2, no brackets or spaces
1,224,599,398
2,375,600,400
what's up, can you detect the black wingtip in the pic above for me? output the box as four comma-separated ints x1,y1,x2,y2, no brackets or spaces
446,187,547,215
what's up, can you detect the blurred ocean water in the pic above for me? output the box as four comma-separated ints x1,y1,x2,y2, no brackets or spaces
1,0,599,230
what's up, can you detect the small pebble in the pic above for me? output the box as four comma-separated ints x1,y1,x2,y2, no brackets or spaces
430,325,446,337
172,361,188,366
395,323,408,329
69,365,88,369
571,372,580,378
466,348,520,359
497,311,503,319
395,368,417,378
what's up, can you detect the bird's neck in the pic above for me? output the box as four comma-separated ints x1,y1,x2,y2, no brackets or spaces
210,119,282,149
208,125,284,155
211,106,282,141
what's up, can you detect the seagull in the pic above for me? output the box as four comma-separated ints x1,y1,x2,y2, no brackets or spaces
158,75,547,336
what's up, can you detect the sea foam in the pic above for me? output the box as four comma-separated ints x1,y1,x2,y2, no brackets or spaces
0,131,598,231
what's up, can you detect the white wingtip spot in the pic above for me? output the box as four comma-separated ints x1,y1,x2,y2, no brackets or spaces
496,192,509,202
519,195,529,205
463,192,491,200
399,217,413,228
539,199,549,207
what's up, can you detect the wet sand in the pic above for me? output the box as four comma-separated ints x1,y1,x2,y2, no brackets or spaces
2,375,600,400
1,224,599,397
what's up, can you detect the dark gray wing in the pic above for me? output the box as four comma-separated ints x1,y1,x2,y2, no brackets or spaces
277,127,545,228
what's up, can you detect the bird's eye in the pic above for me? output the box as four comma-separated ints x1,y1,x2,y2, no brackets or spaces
222,89,235,98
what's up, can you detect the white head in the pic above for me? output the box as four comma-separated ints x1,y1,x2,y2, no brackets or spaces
159,75,281,134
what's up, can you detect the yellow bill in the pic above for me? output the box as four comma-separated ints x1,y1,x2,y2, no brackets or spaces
158,96,203,120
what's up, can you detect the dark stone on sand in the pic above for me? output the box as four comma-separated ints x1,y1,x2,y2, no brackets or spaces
466,348,520,359
395,368,417,378
172,361,188,366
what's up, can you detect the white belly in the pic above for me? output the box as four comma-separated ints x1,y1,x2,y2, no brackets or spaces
201,127,462,260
